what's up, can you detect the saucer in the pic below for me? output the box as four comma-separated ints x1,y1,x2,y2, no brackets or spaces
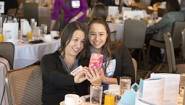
60,101,86,105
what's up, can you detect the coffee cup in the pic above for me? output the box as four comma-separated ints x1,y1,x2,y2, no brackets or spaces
44,34,52,42
50,31,59,38
64,94,82,105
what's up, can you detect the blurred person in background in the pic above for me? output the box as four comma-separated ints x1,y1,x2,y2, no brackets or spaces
49,0,88,31
146,0,184,63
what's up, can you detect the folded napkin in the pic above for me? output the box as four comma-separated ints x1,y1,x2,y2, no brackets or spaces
29,40,44,44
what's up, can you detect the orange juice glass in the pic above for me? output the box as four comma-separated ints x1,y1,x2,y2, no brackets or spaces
143,17,148,22
104,94,115,105
0,34,4,42
27,31,32,40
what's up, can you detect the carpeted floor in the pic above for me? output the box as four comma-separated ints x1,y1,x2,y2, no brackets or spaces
136,57,184,84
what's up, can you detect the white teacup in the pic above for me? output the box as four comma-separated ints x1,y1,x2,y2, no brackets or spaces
63,94,82,105
50,31,59,38
44,34,52,42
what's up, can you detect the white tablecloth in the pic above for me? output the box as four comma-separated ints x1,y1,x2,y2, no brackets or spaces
0,58,10,105
13,39,60,69
108,23,124,41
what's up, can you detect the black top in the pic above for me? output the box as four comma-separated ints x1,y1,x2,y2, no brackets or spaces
109,42,135,85
41,51,90,105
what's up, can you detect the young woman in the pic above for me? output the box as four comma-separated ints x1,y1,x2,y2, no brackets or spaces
41,21,101,105
87,17,135,90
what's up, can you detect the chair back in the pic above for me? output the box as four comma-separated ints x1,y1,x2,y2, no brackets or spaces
132,58,137,83
124,20,147,49
7,8,17,16
38,7,51,18
182,28,185,61
5,66,42,105
164,33,176,73
110,30,117,41
136,3,147,10
157,8,167,17
0,42,14,69
23,3,38,23
38,17,61,32
171,21,185,48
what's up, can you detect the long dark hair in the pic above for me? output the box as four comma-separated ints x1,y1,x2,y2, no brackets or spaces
58,21,88,59
90,3,108,20
166,0,181,12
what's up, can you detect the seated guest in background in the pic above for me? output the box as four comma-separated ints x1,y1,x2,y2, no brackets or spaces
49,0,88,31
146,0,184,63
41,21,101,105
90,2,108,20
87,17,135,90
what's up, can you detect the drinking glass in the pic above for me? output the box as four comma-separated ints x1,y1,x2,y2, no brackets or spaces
41,24,47,35
30,18,35,27
27,31,33,40
120,76,131,96
0,27,3,42
90,84,103,105
104,93,115,105
35,27,41,39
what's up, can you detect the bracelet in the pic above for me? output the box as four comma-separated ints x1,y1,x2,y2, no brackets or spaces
75,16,78,20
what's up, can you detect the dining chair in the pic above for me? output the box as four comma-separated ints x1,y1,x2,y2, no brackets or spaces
38,17,61,32
23,3,38,23
182,28,185,62
132,58,137,83
0,42,15,70
5,65,43,105
164,33,185,73
110,30,117,42
147,21,185,63
136,2,147,10
7,8,18,16
124,20,147,70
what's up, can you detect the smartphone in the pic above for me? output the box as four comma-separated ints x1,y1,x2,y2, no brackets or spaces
88,53,104,70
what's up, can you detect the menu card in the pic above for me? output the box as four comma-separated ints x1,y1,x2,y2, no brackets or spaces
0,2,4,13
117,90,136,105
150,73,180,105
139,78,165,105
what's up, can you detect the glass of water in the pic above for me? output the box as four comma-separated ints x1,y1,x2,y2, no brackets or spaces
90,84,103,105
41,24,47,35
120,76,131,96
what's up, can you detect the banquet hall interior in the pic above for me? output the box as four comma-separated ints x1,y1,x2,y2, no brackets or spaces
1,0,185,105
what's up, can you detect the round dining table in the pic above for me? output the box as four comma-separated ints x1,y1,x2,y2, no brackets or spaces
13,38,60,69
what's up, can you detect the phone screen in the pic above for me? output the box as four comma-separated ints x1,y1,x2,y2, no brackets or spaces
88,53,104,69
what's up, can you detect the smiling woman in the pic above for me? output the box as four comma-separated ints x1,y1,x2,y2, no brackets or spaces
87,17,135,91
41,21,102,105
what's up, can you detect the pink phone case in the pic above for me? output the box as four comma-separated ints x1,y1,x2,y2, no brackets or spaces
88,53,104,69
